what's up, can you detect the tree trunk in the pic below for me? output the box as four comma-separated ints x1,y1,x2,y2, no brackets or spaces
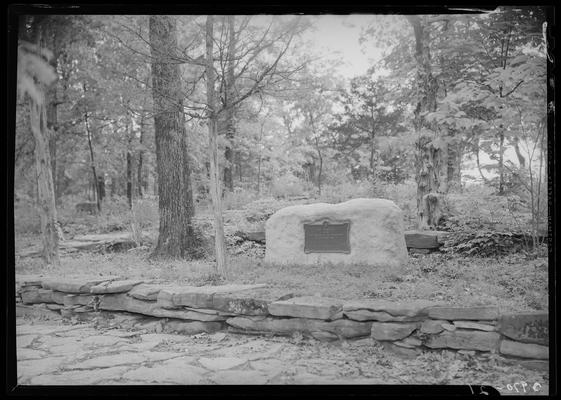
205,16,228,278
498,130,505,194
149,15,199,259
126,149,133,209
137,115,146,197
256,119,265,195
475,136,490,184
315,137,323,196
447,135,462,190
30,92,60,265
407,15,442,229
512,135,526,167
223,16,237,193
83,109,101,213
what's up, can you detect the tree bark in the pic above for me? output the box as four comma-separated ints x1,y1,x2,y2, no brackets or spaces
447,134,462,190
407,15,443,229
498,130,505,194
30,89,60,265
83,108,101,213
137,115,146,197
205,15,229,278
149,15,199,259
223,16,237,193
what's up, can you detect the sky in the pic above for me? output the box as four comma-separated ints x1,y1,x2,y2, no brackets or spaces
303,15,386,78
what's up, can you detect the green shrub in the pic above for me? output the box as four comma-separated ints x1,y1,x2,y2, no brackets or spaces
441,230,528,257
223,188,259,210
271,174,306,198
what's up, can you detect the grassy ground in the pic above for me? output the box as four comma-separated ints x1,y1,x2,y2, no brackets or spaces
14,234,548,313
14,193,548,313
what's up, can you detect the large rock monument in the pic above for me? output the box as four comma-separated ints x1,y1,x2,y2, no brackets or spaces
265,198,408,268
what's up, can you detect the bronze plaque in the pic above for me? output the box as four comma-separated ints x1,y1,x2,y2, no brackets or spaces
304,220,351,253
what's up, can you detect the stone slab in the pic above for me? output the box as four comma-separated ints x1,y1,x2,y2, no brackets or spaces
20,287,54,304
427,306,499,321
497,312,548,345
226,316,372,339
212,288,294,316
499,339,549,359
129,284,169,300
90,279,144,294
424,330,501,351
157,284,267,309
371,322,418,341
269,296,343,320
344,299,438,318
404,230,449,248
453,320,496,332
265,198,408,268
99,293,231,321
420,319,447,334
42,278,110,294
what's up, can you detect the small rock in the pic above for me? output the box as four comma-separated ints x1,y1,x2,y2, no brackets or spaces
428,306,499,321
441,323,456,331
198,357,247,370
420,319,447,334
269,296,343,320
499,339,548,359
371,322,418,341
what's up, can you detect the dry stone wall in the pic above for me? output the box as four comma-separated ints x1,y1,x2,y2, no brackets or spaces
16,275,549,366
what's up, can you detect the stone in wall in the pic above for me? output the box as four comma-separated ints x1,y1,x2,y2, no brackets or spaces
129,284,169,301
420,319,447,334
265,198,408,269
393,336,422,348
344,309,425,322
90,280,144,294
212,288,294,316
499,339,548,359
269,296,343,320
370,322,418,341
20,287,53,304
344,299,438,319
63,294,95,307
99,293,233,322
157,284,267,309
497,312,548,345
453,321,496,332
427,306,499,321
42,278,110,294
16,304,61,320
424,330,501,351
226,316,372,339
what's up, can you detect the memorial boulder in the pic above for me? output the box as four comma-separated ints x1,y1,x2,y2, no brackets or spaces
265,198,407,268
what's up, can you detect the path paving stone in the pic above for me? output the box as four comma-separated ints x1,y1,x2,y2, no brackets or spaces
18,357,67,379
122,364,207,384
65,352,149,369
210,370,270,385
29,366,131,385
198,356,248,370
17,335,38,347
17,348,49,360
78,335,131,347
15,317,549,387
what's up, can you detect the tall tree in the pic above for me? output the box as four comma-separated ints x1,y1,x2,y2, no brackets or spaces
18,16,60,265
205,15,228,277
149,15,199,258
407,15,445,229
